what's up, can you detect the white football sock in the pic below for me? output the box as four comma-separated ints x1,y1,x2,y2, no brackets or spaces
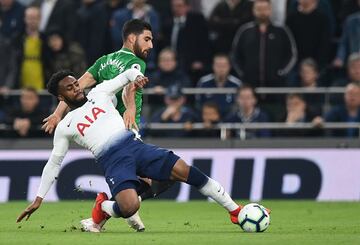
198,178,238,212
101,200,120,218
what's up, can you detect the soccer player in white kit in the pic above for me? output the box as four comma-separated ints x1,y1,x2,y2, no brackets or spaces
17,69,248,231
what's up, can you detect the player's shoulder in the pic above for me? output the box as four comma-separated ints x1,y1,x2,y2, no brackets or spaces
127,55,146,67
87,86,110,99
126,56,146,74
94,54,109,63
55,114,72,136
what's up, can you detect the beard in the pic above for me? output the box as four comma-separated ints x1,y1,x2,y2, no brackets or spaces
64,92,87,109
134,40,149,60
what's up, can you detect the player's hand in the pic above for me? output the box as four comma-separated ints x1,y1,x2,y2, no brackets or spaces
42,113,61,134
123,109,139,131
134,75,149,89
16,197,43,223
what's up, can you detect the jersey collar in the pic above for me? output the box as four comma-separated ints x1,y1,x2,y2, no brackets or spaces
119,48,135,56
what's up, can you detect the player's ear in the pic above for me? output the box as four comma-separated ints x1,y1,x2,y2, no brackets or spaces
128,33,136,44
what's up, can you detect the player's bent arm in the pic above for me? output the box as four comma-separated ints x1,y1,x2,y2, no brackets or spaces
37,128,70,199
42,101,69,134
46,72,96,123
95,68,144,96
122,83,136,112
78,71,97,89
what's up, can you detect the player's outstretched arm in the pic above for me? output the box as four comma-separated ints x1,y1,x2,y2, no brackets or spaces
122,75,149,130
42,72,97,134
122,83,137,130
97,69,147,95
17,129,69,222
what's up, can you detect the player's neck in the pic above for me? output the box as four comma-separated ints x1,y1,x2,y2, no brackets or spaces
122,44,135,54
67,98,88,110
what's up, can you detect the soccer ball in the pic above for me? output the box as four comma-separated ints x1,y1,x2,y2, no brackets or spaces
238,203,270,232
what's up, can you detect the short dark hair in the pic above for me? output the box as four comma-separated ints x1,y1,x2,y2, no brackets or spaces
122,19,152,41
47,70,74,96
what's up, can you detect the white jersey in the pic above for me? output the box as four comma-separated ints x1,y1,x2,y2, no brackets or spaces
37,68,143,198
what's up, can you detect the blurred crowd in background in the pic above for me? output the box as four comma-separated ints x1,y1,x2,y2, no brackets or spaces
0,0,359,139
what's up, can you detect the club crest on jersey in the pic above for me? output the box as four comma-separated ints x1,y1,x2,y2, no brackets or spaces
131,63,141,70
77,107,106,136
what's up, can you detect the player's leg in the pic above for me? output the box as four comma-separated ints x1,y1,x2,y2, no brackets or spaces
90,181,142,232
100,187,140,219
81,178,173,232
133,141,242,224
169,159,242,223
138,178,175,201
91,144,143,228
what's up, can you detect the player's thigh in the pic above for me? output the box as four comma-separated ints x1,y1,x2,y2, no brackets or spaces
100,149,139,197
134,141,180,181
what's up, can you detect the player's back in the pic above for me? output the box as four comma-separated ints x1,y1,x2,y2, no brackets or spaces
58,89,127,157
87,48,146,124
89,48,145,82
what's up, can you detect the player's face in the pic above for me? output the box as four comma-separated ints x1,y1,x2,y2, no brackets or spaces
58,76,86,108
134,30,153,60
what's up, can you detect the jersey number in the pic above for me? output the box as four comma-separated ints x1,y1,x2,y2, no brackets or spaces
77,107,106,136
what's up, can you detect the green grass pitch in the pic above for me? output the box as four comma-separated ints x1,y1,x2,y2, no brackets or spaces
1,201,359,245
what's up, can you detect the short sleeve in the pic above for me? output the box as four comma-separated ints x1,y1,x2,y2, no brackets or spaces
127,57,146,74
87,56,106,82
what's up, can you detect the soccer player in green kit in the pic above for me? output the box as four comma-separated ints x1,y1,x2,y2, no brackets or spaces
43,19,150,133
42,19,173,232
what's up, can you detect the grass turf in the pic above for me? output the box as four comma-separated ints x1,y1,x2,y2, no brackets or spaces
0,201,359,245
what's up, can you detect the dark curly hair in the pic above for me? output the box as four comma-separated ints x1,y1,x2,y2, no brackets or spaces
47,70,75,96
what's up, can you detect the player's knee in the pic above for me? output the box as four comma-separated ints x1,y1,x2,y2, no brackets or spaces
119,199,140,218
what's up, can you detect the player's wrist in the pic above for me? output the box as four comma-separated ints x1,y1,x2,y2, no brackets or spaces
35,196,43,204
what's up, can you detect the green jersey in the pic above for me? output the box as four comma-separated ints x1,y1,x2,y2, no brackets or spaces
87,48,146,125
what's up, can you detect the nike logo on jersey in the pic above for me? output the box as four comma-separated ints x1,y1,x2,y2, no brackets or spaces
67,119,72,127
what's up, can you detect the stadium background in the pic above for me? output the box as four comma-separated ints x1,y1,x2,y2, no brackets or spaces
1,0,360,203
